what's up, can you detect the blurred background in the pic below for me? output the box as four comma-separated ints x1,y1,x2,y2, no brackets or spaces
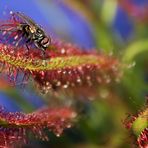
0,0,148,147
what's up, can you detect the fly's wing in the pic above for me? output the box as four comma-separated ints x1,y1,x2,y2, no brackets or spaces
13,12,47,35
12,12,51,46
12,12,39,29
0,12,49,49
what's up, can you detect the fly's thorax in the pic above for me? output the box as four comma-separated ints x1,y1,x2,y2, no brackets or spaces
24,24,31,32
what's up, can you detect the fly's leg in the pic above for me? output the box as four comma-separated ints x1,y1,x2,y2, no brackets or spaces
25,36,32,54
26,36,31,44
42,50,46,59
26,44,30,52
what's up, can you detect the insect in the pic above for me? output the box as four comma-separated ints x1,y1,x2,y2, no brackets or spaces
0,11,51,53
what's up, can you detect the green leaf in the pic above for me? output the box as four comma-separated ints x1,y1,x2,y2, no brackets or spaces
123,40,148,62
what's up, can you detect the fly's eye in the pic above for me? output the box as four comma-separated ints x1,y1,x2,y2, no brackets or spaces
41,37,50,47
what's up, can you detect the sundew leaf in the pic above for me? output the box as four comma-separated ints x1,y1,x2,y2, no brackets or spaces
0,39,121,94
0,106,76,148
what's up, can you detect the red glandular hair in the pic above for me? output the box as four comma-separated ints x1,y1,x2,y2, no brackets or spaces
33,41,121,93
138,128,148,148
0,39,121,94
0,106,76,147
33,57,119,93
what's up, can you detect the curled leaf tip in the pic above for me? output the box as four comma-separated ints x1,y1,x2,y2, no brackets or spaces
124,105,148,148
